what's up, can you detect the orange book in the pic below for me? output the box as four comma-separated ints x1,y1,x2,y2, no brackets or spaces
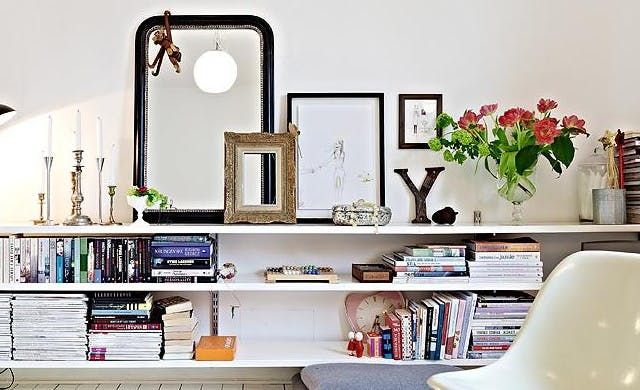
195,335,237,361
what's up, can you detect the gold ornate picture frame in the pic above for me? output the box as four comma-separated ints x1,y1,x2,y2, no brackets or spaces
224,132,297,223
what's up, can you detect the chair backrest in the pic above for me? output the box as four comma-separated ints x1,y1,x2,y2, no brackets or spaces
503,250,640,379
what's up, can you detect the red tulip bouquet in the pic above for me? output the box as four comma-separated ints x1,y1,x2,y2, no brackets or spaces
428,98,588,222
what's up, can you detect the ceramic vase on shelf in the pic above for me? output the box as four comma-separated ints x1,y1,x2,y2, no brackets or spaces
126,195,160,226
497,171,536,224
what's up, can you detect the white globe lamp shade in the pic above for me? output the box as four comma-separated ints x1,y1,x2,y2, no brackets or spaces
193,50,238,93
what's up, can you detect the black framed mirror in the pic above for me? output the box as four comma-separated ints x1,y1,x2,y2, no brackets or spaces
134,14,275,223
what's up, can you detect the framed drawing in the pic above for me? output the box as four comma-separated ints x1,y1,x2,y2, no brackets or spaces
287,93,385,221
398,94,442,149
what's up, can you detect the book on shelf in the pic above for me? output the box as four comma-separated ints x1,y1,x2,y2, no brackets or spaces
466,237,540,252
384,312,402,360
380,325,393,359
154,296,193,314
195,336,236,361
468,251,541,261
0,235,218,284
404,245,466,257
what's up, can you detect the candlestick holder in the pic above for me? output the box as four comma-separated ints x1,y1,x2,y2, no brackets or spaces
40,156,58,225
33,193,45,225
64,150,93,226
102,185,122,225
96,157,105,224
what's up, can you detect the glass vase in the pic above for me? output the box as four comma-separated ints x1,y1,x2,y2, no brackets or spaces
497,172,536,224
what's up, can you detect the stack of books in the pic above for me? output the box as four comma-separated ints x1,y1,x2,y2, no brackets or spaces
0,294,11,360
11,293,88,360
618,136,640,223
381,292,477,361
154,296,197,360
467,292,534,359
465,238,543,283
0,235,218,284
151,235,216,283
88,292,162,361
382,245,468,284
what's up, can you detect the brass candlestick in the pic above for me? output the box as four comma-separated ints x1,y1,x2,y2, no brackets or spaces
103,185,121,225
64,150,93,226
33,193,45,225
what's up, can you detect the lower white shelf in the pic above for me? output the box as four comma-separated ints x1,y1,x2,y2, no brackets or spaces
0,278,542,292
1,341,494,368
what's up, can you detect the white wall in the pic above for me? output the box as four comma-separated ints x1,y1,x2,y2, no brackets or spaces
1,0,638,224
1,0,640,383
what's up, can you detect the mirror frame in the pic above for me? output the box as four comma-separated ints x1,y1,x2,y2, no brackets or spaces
133,14,275,223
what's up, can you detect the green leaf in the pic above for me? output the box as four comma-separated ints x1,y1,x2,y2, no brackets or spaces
495,127,508,146
498,151,517,179
542,151,563,174
551,135,575,167
515,145,540,175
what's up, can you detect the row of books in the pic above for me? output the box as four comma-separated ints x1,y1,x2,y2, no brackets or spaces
0,235,217,284
467,293,533,359
374,292,533,360
467,238,543,283
88,293,197,361
88,292,161,361
0,294,10,360
381,239,543,284
12,293,89,361
382,245,469,284
618,136,640,223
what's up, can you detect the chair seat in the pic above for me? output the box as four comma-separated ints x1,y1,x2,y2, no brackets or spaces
297,363,462,390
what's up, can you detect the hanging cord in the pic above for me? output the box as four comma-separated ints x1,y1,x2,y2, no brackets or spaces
0,368,15,390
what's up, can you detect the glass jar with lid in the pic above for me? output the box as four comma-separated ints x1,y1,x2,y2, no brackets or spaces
578,147,608,221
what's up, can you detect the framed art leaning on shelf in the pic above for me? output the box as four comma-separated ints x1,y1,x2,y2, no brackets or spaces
287,93,385,221
223,132,296,224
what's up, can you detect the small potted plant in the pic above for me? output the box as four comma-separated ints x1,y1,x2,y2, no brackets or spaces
126,186,169,225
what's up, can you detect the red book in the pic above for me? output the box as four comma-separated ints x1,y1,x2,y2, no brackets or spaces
384,312,402,360
438,299,450,358
471,344,511,351
89,354,106,361
90,323,162,331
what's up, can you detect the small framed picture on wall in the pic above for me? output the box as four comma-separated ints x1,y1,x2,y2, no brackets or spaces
398,94,443,149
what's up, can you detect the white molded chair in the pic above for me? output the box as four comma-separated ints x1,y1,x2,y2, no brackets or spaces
428,250,640,390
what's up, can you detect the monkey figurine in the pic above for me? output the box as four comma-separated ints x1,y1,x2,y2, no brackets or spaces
148,11,181,76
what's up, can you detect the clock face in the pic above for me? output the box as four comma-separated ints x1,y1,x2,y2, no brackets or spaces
345,292,405,333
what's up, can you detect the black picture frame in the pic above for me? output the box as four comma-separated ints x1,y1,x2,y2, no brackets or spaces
133,14,275,224
398,94,443,149
287,92,385,223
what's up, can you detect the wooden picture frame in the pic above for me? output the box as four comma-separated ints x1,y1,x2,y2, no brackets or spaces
287,92,385,222
398,94,443,149
224,132,296,224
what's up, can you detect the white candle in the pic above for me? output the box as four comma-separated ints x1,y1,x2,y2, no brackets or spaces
46,115,53,157
74,110,81,150
96,116,103,157
108,143,117,185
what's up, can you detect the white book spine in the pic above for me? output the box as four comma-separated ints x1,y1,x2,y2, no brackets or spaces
38,238,47,283
87,240,95,283
469,252,541,261
48,237,56,283
461,293,478,358
151,269,215,277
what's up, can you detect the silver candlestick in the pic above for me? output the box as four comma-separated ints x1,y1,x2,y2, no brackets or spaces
43,156,58,225
96,157,105,224
64,150,93,226
103,185,122,225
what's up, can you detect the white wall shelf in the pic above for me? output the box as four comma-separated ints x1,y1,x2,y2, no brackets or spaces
1,341,491,368
0,222,639,236
0,279,542,292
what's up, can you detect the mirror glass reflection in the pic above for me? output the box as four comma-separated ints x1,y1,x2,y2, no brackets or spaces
146,28,262,210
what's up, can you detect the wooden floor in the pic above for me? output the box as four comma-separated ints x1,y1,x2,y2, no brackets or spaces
12,385,292,390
